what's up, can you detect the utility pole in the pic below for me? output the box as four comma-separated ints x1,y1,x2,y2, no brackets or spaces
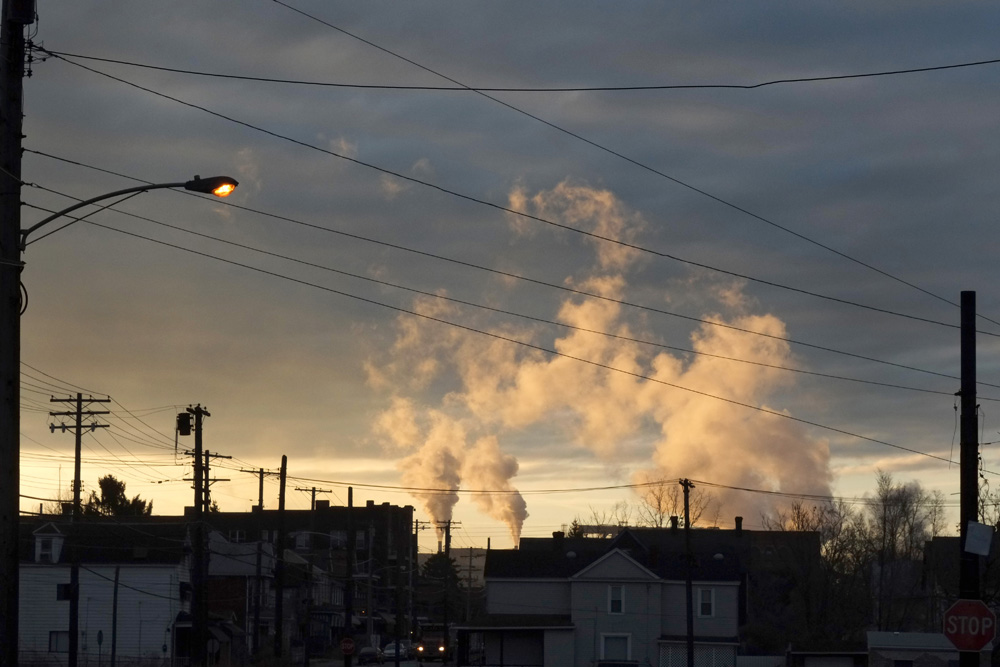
240,467,279,509
959,291,980,667
1,3,35,663
178,405,210,666
464,548,483,622
344,486,354,667
238,466,275,658
274,455,287,659
681,478,695,667
50,393,109,667
295,486,332,511
437,519,459,663
202,450,231,513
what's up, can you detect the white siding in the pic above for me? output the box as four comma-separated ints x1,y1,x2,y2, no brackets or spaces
661,581,739,638
487,580,571,615
19,564,189,663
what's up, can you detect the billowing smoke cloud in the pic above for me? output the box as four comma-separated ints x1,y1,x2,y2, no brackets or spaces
462,436,528,543
368,179,831,539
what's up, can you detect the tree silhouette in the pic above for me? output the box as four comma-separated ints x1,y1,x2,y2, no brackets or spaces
82,475,153,517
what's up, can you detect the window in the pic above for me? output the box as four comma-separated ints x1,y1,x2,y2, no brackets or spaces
49,631,70,652
698,588,714,617
56,583,71,601
601,634,629,660
228,529,245,543
38,538,53,563
608,584,624,614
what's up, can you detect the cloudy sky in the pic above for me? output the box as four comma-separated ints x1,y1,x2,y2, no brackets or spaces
17,1,1000,551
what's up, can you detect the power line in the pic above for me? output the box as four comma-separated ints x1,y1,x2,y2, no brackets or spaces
36,52,997,336
24,152,998,392
35,46,1000,93
18,200,979,401
268,5,1000,330
17,191,987,472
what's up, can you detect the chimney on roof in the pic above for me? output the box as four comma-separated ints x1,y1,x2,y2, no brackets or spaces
315,500,330,511
366,500,374,508
670,516,679,532
735,516,743,536
553,531,564,551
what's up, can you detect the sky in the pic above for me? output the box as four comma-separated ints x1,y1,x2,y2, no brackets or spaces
16,1,1000,552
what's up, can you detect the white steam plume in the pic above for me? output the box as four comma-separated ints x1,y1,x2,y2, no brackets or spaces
368,179,831,538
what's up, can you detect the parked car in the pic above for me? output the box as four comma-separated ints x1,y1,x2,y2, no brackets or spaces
357,646,384,664
384,640,415,660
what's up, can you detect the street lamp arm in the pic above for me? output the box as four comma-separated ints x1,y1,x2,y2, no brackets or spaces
19,175,238,250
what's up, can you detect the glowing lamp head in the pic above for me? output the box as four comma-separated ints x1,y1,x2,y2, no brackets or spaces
184,175,239,197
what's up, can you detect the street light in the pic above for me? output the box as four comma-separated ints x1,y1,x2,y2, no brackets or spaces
0,174,238,666
19,175,239,249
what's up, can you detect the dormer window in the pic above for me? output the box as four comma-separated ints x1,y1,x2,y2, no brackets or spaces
39,538,53,563
35,534,63,564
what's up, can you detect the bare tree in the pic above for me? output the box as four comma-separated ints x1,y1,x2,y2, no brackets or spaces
633,475,714,527
862,471,944,631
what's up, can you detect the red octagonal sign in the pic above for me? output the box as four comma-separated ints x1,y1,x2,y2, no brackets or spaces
944,599,996,651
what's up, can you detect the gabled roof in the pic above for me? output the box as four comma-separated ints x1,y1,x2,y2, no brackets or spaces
485,545,606,578
489,526,820,583
20,519,189,565
32,522,64,536
571,548,659,581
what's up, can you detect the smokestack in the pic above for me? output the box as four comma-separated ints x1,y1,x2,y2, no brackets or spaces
735,516,743,536
670,516,679,532
438,540,442,554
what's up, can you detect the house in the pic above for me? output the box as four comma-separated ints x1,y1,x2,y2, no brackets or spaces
206,530,277,658
464,521,822,667
18,519,192,666
185,499,415,650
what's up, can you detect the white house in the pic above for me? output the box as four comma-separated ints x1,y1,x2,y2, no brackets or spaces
467,528,744,667
18,519,192,666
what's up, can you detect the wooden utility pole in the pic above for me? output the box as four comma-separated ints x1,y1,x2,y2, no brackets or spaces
202,450,231,513
274,455,287,658
50,393,109,667
295,486,332,511
959,291,980,667
0,2,34,663
344,486,354,667
681,478,695,667
178,405,210,666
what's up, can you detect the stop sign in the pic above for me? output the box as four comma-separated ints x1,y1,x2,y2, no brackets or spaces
340,637,355,655
944,599,996,651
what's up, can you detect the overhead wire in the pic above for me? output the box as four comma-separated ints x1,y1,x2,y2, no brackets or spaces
23,152,999,393
267,3,1000,330
16,200,978,400
34,51,999,338
17,186,988,474
36,47,1000,92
